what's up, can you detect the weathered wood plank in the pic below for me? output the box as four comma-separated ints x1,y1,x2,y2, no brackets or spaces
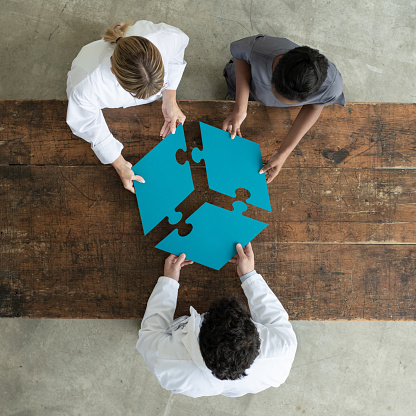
1,165,415,319
1,100,415,319
257,243,416,321
2,166,415,246
1,100,416,168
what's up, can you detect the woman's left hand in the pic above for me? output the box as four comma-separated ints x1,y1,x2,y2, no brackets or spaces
259,150,287,184
160,99,186,138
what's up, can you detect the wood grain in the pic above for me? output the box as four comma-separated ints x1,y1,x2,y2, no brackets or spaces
1,100,416,168
0,100,415,319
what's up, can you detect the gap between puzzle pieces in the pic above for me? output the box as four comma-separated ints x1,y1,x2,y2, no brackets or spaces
156,201,268,270
192,122,272,212
132,123,194,235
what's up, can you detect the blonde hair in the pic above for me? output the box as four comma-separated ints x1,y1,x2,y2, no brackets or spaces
103,22,165,99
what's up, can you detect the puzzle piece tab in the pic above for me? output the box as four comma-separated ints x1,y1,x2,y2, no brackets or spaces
132,124,194,235
155,201,268,270
192,122,271,212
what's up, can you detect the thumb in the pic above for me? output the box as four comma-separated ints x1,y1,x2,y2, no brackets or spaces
133,175,145,184
236,243,246,259
259,163,270,174
171,120,177,135
176,253,186,267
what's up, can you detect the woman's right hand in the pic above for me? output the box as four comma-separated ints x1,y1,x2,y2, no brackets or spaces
112,154,145,194
222,110,247,139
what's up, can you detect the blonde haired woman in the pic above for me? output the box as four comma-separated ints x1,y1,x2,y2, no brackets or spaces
67,21,189,193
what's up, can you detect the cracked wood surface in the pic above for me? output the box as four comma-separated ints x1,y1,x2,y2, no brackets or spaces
0,100,415,319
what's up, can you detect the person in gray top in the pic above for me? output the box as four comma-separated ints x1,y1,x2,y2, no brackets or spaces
223,35,345,183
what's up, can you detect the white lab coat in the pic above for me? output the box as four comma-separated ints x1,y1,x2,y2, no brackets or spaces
66,21,189,164
137,274,297,398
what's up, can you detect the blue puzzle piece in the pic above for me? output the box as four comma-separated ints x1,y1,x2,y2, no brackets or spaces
155,201,268,270
192,122,271,212
132,124,194,235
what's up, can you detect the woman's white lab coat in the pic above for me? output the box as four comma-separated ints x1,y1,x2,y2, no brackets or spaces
66,21,189,164
137,273,297,398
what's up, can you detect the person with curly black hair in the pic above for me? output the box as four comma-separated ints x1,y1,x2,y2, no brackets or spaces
223,35,345,183
136,243,297,397
198,297,261,381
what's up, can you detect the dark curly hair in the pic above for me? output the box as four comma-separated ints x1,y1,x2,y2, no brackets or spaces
272,46,329,102
199,298,260,380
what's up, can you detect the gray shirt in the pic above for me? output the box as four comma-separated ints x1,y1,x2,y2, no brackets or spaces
229,35,346,107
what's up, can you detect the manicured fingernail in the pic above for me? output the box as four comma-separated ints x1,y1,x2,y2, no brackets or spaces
140,179,145,183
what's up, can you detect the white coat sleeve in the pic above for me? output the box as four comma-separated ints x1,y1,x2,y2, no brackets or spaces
66,89,123,164
166,29,189,90
242,273,297,350
136,276,179,373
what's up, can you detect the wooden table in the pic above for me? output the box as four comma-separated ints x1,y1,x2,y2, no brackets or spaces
1,100,415,319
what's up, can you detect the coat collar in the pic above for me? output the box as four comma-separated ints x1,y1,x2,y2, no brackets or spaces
100,56,120,86
182,307,211,374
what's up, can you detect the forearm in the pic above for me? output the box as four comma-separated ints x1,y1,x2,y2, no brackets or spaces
277,104,323,159
242,274,291,327
111,154,126,171
67,95,123,164
136,276,178,373
162,89,177,106
233,58,251,114
140,276,179,333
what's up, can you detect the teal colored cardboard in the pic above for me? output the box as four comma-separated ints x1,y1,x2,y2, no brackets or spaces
192,122,271,212
132,124,194,235
156,201,268,270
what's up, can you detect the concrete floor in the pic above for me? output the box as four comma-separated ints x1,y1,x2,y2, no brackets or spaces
1,0,415,415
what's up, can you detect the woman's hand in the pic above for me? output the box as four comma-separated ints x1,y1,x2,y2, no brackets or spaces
164,253,194,282
259,150,287,184
222,110,247,139
112,154,145,194
259,104,324,183
161,91,186,138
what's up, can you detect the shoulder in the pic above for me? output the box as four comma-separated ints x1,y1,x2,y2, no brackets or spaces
317,60,345,106
71,62,113,103
232,34,297,47
230,35,263,59
70,39,113,73
156,361,217,397
128,20,189,43
254,322,297,361
70,74,94,101
252,35,299,55
242,323,297,388
128,21,189,61
231,35,299,63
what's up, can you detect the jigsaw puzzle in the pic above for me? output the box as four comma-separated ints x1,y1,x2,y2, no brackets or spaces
192,122,271,212
132,122,271,269
132,124,194,235
155,201,268,270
